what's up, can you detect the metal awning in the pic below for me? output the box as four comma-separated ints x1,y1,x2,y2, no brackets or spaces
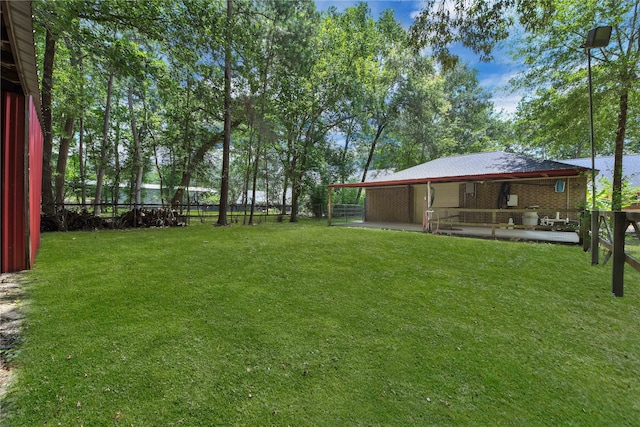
1,0,42,122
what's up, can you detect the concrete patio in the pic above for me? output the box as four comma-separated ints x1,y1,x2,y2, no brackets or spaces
331,220,581,244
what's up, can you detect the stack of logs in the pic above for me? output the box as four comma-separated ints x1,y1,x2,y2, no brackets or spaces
41,208,188,232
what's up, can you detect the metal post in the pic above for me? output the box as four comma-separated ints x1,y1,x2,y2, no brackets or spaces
612,211,626,297
584,26,612,264
587,49,600,265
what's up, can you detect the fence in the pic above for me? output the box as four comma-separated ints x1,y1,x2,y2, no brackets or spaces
590,211,640,297
50,202,293,226
330,204,364,223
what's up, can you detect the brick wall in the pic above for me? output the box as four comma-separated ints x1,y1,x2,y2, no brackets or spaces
459,176,587,223
365,186,412,223
364,176,587,225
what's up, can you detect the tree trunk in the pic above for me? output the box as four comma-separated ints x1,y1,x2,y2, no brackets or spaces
289,128,314,223
356,122,386,203
248,138,261,224
241,129,254,224
340,117,356,183
112,123,121,213
54,38,81,210
289,171,302,223
249,39,273,225
169,125,237,206
170,171,193,207
611,85,629,211
278,145,293,220
79,114,86,205
54,116,75,207
217,0,233,226
41,29,56,216
280,164,289,219
94,70,115,216
152,142,166,207
128,87,144,208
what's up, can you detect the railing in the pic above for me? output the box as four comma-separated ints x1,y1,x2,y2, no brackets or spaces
427,208,580,235
592,211,640,297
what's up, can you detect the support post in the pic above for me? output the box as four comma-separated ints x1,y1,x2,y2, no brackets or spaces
582,209,590,251
591,210,599,265
612,211,626,297
425,182,432,233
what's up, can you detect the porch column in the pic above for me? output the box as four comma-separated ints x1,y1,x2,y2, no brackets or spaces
423,182,432,232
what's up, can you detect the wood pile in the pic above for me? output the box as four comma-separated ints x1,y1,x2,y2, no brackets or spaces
115,208,187,229
41,209,187,232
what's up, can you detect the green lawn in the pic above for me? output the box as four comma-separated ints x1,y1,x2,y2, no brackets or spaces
3,222,639,426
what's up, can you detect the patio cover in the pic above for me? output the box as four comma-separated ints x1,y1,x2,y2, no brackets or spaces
330,151,591,189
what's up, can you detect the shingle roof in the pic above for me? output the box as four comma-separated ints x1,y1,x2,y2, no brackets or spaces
369,151,581,182
326,151,587,189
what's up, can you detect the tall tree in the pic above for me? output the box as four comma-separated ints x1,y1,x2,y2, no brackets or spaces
94,69,114,216
218,0,234,226
354,9,408,203
40,27,57,216
410,0,639,211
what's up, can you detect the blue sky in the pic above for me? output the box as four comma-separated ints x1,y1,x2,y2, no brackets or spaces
315,0,524,116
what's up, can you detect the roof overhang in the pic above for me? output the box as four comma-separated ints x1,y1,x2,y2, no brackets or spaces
1,0,42,122
329,167,590,189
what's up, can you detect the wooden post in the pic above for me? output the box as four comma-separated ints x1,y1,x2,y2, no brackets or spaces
612,211,626,297
591,210,599,265
422,189,427,232
426,182,432,232
582,209,590,251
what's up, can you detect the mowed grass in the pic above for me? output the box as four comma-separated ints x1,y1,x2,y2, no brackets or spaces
3,222,640,426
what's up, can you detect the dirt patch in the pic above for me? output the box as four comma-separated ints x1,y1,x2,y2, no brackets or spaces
0,272,26,399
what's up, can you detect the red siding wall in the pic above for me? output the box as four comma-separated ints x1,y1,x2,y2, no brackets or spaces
28,96,43,266
1,92,42,272
2,91,27,271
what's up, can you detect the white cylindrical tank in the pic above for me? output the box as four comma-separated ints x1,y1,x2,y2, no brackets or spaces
522,211,539,226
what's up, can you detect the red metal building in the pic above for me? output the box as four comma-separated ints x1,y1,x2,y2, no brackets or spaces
1,1,44,272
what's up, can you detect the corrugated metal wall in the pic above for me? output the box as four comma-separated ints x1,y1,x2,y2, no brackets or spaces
28,96,43,266
1,91,41,272
2,91,27,272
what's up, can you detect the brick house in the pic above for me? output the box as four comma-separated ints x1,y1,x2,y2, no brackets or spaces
329,151,590,229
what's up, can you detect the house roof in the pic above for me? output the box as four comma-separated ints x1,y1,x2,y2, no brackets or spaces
563,155,640,189
1,0,42,122
330,151,590,189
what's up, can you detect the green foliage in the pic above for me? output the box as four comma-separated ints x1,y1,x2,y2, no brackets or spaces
34,0,514,219
4,224,640,425
589,176,640,210
513,0,640,156
409,0,638,211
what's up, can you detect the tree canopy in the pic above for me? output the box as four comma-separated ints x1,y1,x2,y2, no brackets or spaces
410,0,639,210
33,0,513,223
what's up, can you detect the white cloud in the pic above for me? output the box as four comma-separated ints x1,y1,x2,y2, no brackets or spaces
492,92,522,117
479,70,524,117
315,0,360,11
